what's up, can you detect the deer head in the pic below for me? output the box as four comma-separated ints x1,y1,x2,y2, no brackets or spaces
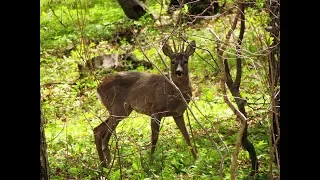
162,40,196,80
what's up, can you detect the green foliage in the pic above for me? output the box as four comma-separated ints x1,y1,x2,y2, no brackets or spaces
41,0,279,179
40,0,126,51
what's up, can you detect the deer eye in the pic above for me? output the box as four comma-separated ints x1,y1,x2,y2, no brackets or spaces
184,60,188,64
171,61,175,64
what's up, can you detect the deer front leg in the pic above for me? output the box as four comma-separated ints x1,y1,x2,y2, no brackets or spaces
173,115,197,160
101,116,124,167
93,118,110,168
93,116,121,168
150,115,162,163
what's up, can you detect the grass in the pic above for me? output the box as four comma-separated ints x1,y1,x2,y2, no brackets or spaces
44,94,272,179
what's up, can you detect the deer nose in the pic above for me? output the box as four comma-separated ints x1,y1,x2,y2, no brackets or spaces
176,64,183,77
176,64,183,73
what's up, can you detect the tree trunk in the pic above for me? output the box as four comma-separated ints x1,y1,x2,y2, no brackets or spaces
117,0,148,20
223,3,258,175
40,93,50,180
266,0,280,166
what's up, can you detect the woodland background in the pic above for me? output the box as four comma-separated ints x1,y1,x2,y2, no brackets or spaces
40,0,280,179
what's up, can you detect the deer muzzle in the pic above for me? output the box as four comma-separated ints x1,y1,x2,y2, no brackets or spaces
176,64,183,77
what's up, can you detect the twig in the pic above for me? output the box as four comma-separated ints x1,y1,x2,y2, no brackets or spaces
186,110,198,156
115,130,123,180
194,46,220,72
48,1,67,28
188,95,227,180
40,82,77,88
188,94,228,154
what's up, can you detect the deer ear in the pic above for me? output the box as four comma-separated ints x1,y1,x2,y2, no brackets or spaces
185,40,196,57
162,44,173,57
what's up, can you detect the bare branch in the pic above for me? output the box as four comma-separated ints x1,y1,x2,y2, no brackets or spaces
188,95,229,153
218,11,240,56
194,47,220,72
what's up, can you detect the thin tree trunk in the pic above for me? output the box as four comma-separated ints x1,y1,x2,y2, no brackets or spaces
40,93,50,180
225,3,258,175
212,1,258,177
265,0,280,167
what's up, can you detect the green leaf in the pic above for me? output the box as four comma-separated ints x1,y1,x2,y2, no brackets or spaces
132,161,138,170
67,134,73,145
110,169,120,180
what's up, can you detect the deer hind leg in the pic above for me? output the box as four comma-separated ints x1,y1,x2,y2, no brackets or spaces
173,115,197,160
150,115,162,163
94,107,133,168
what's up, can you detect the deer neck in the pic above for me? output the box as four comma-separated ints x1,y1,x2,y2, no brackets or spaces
172,75,191,92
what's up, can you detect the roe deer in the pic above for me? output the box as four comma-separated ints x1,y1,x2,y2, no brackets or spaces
94,40,197,167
